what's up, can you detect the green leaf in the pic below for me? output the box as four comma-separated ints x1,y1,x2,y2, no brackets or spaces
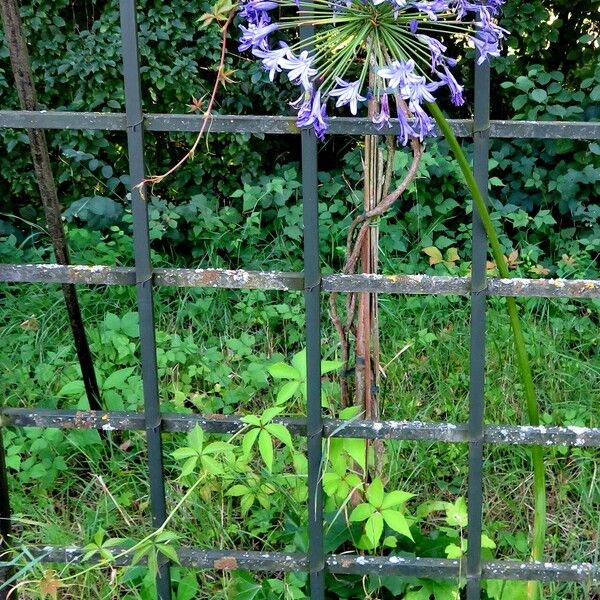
444,542,463,559
261,406,283,423
366,478,384,508
320,359,344,375
156,543,180,565
242,428,260,458
188,425,204,453
364,512,384,547
265,423,293,448
276,380,300,404
382,509,413,541
258,429,273,472
226,484,250,497
590,84,600,102
201,455,223,475
180,456,198,477
349,503,375,522
171,447,198,460
57,380,85,397
103,367,135,390
445,497,468,528
423,246,444,265
530,88,548,103
268,362,301,380
291,349,307,378
343,438,366,471
381,490,414,509
486,580,528,600
241,415,261,427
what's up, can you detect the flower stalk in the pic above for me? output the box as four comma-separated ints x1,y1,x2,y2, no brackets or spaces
427,100,545,600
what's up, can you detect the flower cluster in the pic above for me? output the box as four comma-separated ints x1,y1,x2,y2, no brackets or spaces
239,0,506,141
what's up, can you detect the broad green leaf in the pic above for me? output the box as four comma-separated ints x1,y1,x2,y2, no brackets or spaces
57,380,85,397
201,455,223,475
343,438,366,471
366,478,384,508
156,543,180,565
258,429,273,472
269,362,301,380
240,493,254,515
381,490,414,509
261,406,283,423
364,512,384,546
291,349,307,378
265,423,293,448
444,542,463,559
177,573,200,600
226,484,250,497
349,503,375,522
103,367,135,390
276,380,300,404
242,427,260,458
382,509,413,541
445,497,468,528
180,456,198,477
188,425,204,453
322,472,341,497
339,405,363,420
241,415,261,427
423,246,443,265
486,580,528,600
481,534,496,549
320,359,344,375
171,447,198,460
203,441,235,455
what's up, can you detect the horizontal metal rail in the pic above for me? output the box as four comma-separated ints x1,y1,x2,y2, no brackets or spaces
0,110,599,139
2,409,599,447
16,546,600,584
1,264,600,298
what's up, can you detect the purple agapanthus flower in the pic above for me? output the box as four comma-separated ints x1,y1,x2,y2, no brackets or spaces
279,50,318,90
329,78,366,115
238,0,506,141
296,89,329,140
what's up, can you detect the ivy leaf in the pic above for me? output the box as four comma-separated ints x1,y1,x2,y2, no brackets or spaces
291,349,307,379
171,447,198,460
366,478,384,508
242,428,260,459
265,423,293,448
157,543,181,565
320,359,344,374
180,456,198,477
382,509,413,541
258,429,274,472
349,503,375,522
226,484,250,497
381,490,414,509
364,512,384,547
445,497,468,528
269,362,300,380
276,380,300,404
188,425,204,453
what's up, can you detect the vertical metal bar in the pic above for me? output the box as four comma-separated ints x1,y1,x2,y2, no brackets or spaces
302,115,325,600
466,61,491,600
118,1,171,598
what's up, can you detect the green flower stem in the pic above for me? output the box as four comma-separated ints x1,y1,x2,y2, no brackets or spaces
427,101,545,600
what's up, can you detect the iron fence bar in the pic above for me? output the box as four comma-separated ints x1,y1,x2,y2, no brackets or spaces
466,60,490,600
4,409,600,447
1,110,600,139
118,1,171,597
2,264,600,298
302,125,326,600
15,546,600,584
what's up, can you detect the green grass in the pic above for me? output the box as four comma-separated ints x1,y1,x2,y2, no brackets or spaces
1,248,599,599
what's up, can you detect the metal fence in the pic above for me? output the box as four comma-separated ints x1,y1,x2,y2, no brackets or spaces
1,1,600,598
